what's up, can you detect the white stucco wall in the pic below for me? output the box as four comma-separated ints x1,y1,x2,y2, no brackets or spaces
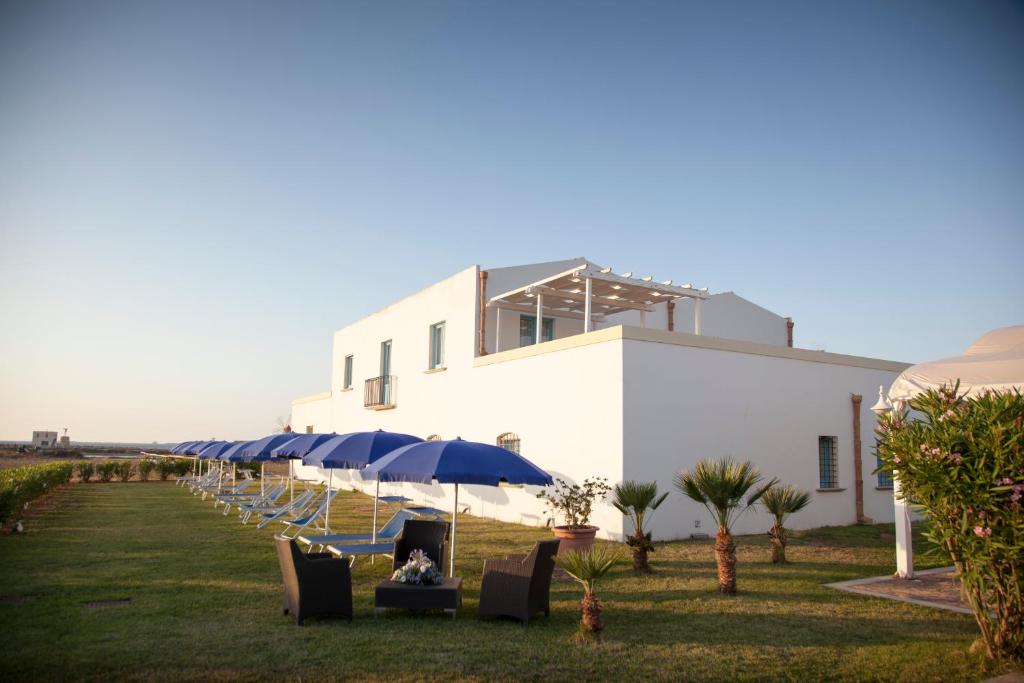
620,330,905,540
291,392,332,435
291,265,626,539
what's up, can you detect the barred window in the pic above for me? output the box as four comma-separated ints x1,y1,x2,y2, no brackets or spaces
876,451,893,489
818,436,838,489
496,432,521,454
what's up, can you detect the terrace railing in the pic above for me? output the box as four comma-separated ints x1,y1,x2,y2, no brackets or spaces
364,375,396,410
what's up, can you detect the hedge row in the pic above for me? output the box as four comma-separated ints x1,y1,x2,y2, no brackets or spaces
76,458,193,483
0,462,75,527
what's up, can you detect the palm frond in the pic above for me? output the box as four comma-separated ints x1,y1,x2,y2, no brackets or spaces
556,545,623,594
760,484,812,526
673,458,768,531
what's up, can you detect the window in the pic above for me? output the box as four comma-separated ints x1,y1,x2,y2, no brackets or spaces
343,355,353,389
305,425,314,434
519,315,554,347
497,432,521,454
876,453,893,489
429,321,445,369
818,436,838,489
426,434,443,442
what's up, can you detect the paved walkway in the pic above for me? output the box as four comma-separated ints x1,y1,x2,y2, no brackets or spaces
826,567,971,614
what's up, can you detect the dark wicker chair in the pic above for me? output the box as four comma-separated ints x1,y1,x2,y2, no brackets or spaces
478,539,559,624
391,519,450,571
275,535,352,625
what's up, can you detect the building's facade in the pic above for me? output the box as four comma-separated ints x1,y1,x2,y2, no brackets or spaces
32,431,58,448
292,259,907,540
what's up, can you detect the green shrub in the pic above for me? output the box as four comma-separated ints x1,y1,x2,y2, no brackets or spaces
76,462,96,483
114,462,134,482
876,385,1024,662
156,460,173,481
0,462,76,527
137,459,155,481
173,459,192,476
96,462,117,483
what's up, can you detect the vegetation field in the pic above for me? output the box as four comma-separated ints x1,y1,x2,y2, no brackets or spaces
0,482,1008,682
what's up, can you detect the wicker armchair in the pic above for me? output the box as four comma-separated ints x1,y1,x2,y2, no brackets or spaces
275,535,352,625
391,519,450,571
478,539,559,624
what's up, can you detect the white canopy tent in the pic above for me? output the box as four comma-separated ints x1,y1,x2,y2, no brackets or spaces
877,325,1024,578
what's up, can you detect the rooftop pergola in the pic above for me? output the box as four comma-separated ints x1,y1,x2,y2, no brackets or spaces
488,262,709,348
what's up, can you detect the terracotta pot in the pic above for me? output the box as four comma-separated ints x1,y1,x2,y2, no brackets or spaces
551,525,598,555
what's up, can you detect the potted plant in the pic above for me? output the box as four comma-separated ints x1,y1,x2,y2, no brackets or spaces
538,477,611,554
556,545,622,637
760,484,811,564
612,480,669,573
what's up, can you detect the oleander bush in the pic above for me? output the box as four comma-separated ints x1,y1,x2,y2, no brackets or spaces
76,462,96,483
96,462,117,483
0,462,75,527
876,384,1024,662
156,460,174,481
137,459,155,481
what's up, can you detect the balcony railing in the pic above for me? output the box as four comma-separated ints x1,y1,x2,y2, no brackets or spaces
364,375,396,410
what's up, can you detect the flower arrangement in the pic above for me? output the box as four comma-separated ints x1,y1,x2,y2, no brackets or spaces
390,549,444,585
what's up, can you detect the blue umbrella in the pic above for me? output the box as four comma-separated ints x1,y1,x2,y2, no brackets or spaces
360,437,552,576
171,441,198,454
198,441,235,459
228,433,301,497
302,430,423,534
267,433,336,511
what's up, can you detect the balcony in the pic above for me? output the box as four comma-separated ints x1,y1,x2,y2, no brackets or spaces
364,375,397,410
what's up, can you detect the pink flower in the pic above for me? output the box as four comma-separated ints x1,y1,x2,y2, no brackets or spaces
919,444,928,452
973,526,992,538
949,452,963,464
1012,492,1022,503
1000,478,1014,485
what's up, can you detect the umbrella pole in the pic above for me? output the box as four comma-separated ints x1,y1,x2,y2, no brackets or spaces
232,463,236,486
450,483,458,577
289,460,294,503
261,463,265,496
372,480,380,544
325,469,332,532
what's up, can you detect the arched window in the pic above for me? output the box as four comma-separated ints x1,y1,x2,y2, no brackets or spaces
426,434,443,442
496,432,520,454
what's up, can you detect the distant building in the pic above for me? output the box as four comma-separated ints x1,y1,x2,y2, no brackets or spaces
32,431,58,448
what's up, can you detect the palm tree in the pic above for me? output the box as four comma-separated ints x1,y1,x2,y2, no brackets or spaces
612,480,669,573
556,545,622,634
674,458,776,594
760,484,811,564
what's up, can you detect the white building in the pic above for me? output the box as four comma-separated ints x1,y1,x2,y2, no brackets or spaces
32,431,58,448
292,258,908,541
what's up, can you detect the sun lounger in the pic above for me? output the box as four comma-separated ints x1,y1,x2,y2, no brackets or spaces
242,489,316,525
298,509,416,552
277,490,338,539
223,483,286,516
254,490,320,528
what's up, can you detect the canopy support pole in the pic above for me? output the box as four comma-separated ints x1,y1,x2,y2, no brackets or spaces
289,460,294,503
694,297,703,335
583,277,592,333
261,463,265,495
639,310,646,328
232,463,236,486
535,293,543,344
450,483,459,577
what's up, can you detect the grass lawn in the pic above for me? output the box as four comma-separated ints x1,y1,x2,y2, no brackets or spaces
0,482,1009,682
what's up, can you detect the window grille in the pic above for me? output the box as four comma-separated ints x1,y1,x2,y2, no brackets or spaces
818,436,838,489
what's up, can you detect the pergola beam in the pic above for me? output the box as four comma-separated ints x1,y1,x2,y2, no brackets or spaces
526,285,654,313
489,302,606,322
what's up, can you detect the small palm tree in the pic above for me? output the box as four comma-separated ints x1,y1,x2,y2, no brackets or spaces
760,484,811,564
612,480,669,573
674,458,776,594
556,545,622,634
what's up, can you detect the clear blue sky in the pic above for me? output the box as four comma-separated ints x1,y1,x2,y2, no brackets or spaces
1,1,1022,442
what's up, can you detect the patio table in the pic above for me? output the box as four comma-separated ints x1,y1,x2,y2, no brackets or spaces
374,577,462,618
